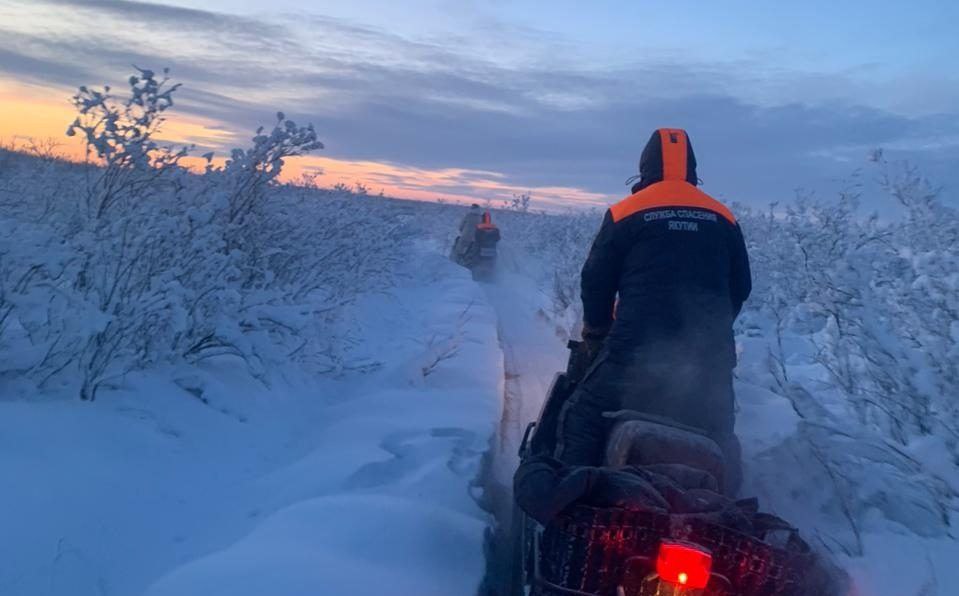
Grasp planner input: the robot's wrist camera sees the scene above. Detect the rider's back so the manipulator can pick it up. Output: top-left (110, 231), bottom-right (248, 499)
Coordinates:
top-left (582, 130), bottom-right (750, 369)
top-left (575, 128), bottom-right (751, 452)
top-left (604, 185), bottom-right (744, 366)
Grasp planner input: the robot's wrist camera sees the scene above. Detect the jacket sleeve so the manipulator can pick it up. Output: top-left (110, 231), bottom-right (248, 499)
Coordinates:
top-left (729, 222), bottom-right (752, 316)
top-left (581, 210), bottom-right (624, 333)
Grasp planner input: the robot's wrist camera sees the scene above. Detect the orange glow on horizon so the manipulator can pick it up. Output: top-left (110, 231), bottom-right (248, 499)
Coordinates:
top-left (276, 155), bottom-right (608, 207)
top-left (1, 77), bottom-right (608, 209)
top-left (0, 79), bottom-right (236, 159)
top-left (0, 80), bottom-right (85, 157)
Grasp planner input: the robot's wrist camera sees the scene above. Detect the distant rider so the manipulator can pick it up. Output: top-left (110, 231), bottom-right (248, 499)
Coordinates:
top-left (454, 204), bottom-right (484, 261)
top-left (554, 128), bottom-right (751, 493)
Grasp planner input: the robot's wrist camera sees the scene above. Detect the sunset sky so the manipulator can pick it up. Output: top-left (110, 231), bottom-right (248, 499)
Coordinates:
top-left (1, 0), bottom-right (957, 207)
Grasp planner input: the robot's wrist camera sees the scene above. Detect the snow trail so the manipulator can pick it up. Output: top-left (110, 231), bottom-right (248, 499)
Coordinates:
top-left (477, 247), bottom-right (568, 596)
top-left (1, 242), bottom-right (502, 596)
top-left (484, 268), bottom-right (567, 480)
top-left (142, 245), bottom-right (502, 596)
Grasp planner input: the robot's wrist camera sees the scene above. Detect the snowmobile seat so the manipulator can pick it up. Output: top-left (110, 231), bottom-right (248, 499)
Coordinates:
top-left (603, 410), bottom-right (726, 491)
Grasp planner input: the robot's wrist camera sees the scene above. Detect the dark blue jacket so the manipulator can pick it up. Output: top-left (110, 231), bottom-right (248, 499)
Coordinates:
top-left (581, 129), bottom-right (751, 368)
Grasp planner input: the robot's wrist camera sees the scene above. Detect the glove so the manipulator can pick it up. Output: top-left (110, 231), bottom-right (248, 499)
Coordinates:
top-left (581, 323), bottom-right (610, 364)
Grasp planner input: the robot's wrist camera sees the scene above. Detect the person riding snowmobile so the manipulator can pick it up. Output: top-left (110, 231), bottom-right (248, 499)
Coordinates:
top-left (452, 204), bottom-right (500, 270)
top-left (452, 204), bottom-right (483, 263)
top-left (554, 127), bottom-right (751, 492)
top-left (509, 138), bottom-right (848, 593)
top-left (458, 204), bottom-right (484, 247)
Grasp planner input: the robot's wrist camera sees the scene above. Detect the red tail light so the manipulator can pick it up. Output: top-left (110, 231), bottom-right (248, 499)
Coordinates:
top-left (656, 541), bottom-right (713, 589)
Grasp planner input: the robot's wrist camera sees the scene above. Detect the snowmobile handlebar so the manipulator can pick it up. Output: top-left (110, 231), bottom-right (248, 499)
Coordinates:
top-left (565, 340), bottom-right (592, 385)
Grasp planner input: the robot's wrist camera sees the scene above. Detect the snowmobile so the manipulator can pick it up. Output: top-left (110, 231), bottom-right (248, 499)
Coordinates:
top-left (451, 211), bottom-right (500, 281)
top-left (510, 342), bottom-right (841, 596)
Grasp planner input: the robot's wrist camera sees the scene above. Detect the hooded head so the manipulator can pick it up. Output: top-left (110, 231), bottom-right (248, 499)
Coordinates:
top-left (631, 128), bottom-right (699, 193)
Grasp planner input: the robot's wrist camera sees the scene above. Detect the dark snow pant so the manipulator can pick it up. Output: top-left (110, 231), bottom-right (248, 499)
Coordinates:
top-left (553, 351), bottom-right (742, 494)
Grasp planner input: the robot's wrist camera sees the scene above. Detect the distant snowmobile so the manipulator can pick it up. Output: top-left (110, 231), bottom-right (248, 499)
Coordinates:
top-left (510, 342), bottom-right (846, 596)
top-left (451, 206), bottom-right (500, 281)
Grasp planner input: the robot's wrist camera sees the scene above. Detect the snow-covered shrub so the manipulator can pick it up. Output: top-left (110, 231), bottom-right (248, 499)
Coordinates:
top-left (502, 192), bottom-right (532, 213)
top-left (220, 113), bottom-right (322, 242)
top-left (0, 70), bottom-right (415, 398)
top-left (494, 208), bottom-right (598, 336)
top-left (877, 163), bottom-right (959, 445)
top-left (739, 165), bottom-right (959, 456)
top-left (66, 67), bottom-right (189, 220)
top-left (730, 173), bottom-right (957, 544)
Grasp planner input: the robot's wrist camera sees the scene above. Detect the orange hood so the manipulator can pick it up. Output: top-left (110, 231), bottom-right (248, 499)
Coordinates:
top-left (632, 128), bottom-right (699, 192)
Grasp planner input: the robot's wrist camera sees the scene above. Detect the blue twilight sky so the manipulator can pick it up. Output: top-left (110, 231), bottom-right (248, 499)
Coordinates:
top-left (1, 0), bottom-right (957, 207)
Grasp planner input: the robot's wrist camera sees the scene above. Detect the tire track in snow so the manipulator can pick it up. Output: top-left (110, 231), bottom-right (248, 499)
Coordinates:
top-left (477, 318), bottom-right (523, 596)
top-left (497, 342), bottom-right (523, 454)
top-left (477, 248), bottom-right (568, 596)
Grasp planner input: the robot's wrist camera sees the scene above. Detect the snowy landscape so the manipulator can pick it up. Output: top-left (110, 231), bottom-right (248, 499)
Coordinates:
top-left (1, 66), bottom-right (958, 596)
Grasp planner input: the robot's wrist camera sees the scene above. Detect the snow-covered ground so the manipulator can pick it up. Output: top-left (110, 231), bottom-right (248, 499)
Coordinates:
top-left (3, 127), bottom-right (957, 596)
top-left (736, 336), bottom-right (959, 595)
top-left (483, 246), bottom-right (570, 480)
top-left (475, 245), bottom-right (569, 596)
top-left (1, 242), bottom-right (501, 596)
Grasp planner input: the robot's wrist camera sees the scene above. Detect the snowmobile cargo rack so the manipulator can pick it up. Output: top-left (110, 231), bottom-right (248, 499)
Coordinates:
top-left (533, 504), bottom-right (816, 596)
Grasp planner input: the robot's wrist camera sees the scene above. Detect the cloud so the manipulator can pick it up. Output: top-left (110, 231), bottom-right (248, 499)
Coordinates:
top-left (1, 0), bottom-right (956, 206)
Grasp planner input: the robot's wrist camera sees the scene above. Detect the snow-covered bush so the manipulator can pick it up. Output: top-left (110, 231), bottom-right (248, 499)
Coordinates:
top-left (497, 208), bottom-right (598, 335)
top-left (66, 67), bottom-right (189, 220)
top-left (502, 192), bottom-right (532, 213)
top-left (220, 113), bottom-right (322, 250)
top-left (0, 70), bottom-right (415, 399)
top-left (739, 164), bottom-right (959, 458)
